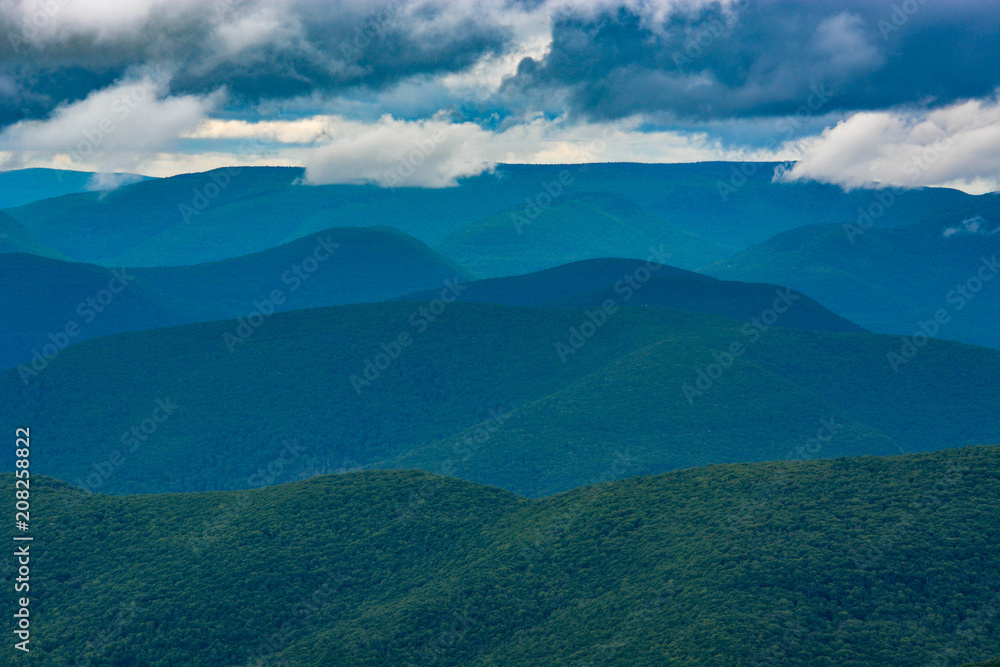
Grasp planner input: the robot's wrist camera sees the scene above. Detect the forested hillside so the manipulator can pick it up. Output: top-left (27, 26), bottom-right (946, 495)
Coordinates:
top-left (3, 302), bottom-right (996, 496)
top-left (3, 446), bottom-right (997, 665)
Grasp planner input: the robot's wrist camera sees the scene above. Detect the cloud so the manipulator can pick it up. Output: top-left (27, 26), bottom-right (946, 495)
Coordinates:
top-left (85, 172), bottom-right (147, 191)
top-left (502, 0), bottom-right (999, 122)
top-left (5, 0), bottom-right (168, 38)
top-left (210, 5), bottom-right (301, 61)
top-left (1, 1), bottom-right (995, 190)
top-left (812, 11), bottom-right (883, 74)
top-left (943, 216), bottom-right (999, 239)
top-left (185, 116), bottom-right (335, 144)
top-left (2, 1), bottom-right (997, 130)
top-left (0, 71), bottom-right (221, 172)
top-left (0, 99), bottom-right (803, 184)
top-left (777, 96), bottom-right (1000, 193)
top-left (0, 0), bottom-right (515, 126)
top-left (300, 112), bottom-right (792, 187)
top-left (302, 114), bottom-right (498, 187)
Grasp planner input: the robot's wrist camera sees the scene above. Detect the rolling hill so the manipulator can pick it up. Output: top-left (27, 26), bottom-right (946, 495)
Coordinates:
top-left (3, 445), bottom-right (998, 665)
top-left (0, 210), bottom-right (67, 259)
top-left (705, 204), bottom-right (1000, 349)
top-left (431, 165), bottom-right (995, 278)
top-left (6, 163), bottom-right (989, 269)
top-left (136, 225), bottom-right (472, 313)
top-left (431, 193), bottom-right (736, 277)
top-left (0, 168), bottom-right (152, 210)
top-left (397, 258), bottom-right (865, 334)
top-left (0, 227), bottom-right (472, 370)
top-left (2, 302), bottom-right (996, 497)
top-left (0, 253), bottom-right (219, 373)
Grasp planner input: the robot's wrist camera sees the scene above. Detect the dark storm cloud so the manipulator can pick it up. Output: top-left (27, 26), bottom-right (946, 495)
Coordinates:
top-left (502, 0), bottom-right (1000, 122)
top-left (0, 0), bottom-right (512, 128)
top-left (170, 3), bottom-right (510, 108)
top-left (1, 0), bottom-right (997, 132)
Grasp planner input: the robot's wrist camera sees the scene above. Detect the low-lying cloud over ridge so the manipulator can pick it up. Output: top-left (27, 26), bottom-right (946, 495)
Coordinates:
top-left (1, 1), bottom-right (997, 192)
top-left (777, 95), bottom-right (1000, 195)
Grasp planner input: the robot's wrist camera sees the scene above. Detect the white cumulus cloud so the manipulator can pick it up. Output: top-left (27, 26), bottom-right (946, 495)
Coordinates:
top-left (0, 71), bottom-right (221, 173)
top-left (302, 114), bottom-right (496, 187)
top-left (777, 95), bottom-right (1000, 194)
top-left (300, 112), bottom-right (793, 188)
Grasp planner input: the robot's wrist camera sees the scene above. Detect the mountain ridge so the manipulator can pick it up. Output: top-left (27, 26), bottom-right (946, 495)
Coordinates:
top-left (0, 226), bottom-right (473, 370)
top-left (8, 162), bottom-right (989, 268)
top-left (3, 445), bottom-right (997, 665)
top-left (396, 257), bottom-right (866, 334)
top-left (3, 301), bottom-right (995, 497)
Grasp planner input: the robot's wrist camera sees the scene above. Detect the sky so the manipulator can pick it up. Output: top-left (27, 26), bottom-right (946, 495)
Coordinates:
top-left (0, 0), bottom-right (997, 193)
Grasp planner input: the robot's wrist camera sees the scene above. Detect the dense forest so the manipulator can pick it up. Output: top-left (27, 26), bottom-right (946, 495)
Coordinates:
top-left (3, 302), bottom-right (998, 496)
top-left (3, 445), bottom-right (997, 665)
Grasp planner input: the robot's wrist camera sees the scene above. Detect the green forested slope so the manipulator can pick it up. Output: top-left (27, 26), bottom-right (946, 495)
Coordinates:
top-left (396, 257), bottom-right (865, 334)
top-left (2, 445), bottom-right (997, 665)
top-left (0, 227), bottom-right (471, 369)
top-left (432, 193), bottom-right (735, 277)
top-left (0, 211), bottom-right (66, 259)
top-left (0, 168), bottom-right (152, 209)
top-left (2, 302), bottom-right (996, 496)
top-left (7, 163), bottom-right (986, 268)
top-left (705, 205), bottom-right (1000, 349)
